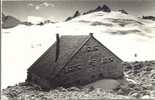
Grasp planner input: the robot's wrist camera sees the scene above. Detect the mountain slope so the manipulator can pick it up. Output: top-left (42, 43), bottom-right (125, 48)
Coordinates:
top-left (2, 13), bottom-right (21, 29)
top-left (2, 11), bottom-right (155, 89)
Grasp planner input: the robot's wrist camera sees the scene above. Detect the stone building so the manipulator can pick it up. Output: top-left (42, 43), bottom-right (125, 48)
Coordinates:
top-left (27, 33), bottom-right (123, 90)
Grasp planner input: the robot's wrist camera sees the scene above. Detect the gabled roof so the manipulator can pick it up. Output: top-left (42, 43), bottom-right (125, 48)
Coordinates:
top-left (28, 35), bottom-right (91, 80)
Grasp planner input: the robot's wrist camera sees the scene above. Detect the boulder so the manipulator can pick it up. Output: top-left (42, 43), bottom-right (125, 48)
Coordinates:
top-left (119, 9), bottom-right (128, 14)
top-left (1, 95), bottom-right (9, 100)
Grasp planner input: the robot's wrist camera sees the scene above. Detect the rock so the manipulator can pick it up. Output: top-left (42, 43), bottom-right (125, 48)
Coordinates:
top-left (133, 86), bottom-right (142, 91)
top-left (73, 11), bottom-right (81, 18)
top-left (133, 63), bottom-right (143, 70)
top-left (1, 95), bottom-right (9, 100)
top-left (56, 87), bottom-right (68, 92)
top-left (102, 4), bottom-right (111, 12)
top-left (83, 4), bottom-right (111, 15)
top-left (150, 91), bottom-right (155, 97)
top-left (95, 6), bottom-right (102, 11)
top-left (2, 14), bottom-right (21, 29)
top-left (142, 16), bottom-right (155, 21)
top-left (22, 21), bottom-right (33, 26)
top-left (142, 84), bottom-right (153, 90)
top-left (141, 95), bottom-right (150, 99)
top-left (124, 63), bottom-right (132, 71)
top-left (67, 87), bottom-right (81, 91)
top-left (130, 92), bottom-right (140, 98)
top-left (118, 9), bottom-right (128, 14)
top-left (121, 88), bottom-right (132, 95)
top-left (65, 10), bottom-right (81, 21)
top-left (145, 67), bottom-right (153, 71)
top-left (89, 86), bottom-right (95, 92)
top-left (37, 22), bottom-right (44, 26)
top-left (93, 5), bottom-right (111, 12)
top-left (126, 78), bottom-right (137, 84)
top-left (150, 70), bottom-right (155, 79)
top-left (2, 61), bottom-right (155, 99)
top-left (128, 83), bottom-right (136, 88)
top-left (65, 17), bottom-right (72, 21)
top-left (117, 89), bottom-right (124, 95)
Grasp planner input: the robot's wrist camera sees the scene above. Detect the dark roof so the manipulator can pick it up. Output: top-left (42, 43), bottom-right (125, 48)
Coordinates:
top-left (28, 35), bottom-right (91, 80)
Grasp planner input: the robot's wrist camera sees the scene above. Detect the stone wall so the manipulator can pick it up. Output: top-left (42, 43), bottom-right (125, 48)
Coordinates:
top-left (55, 37), bottom-right (123, 87)
top-left (27, 73), bottom-right (51, 90)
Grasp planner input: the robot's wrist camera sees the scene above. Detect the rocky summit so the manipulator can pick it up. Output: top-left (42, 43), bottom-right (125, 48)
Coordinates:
top-left (2, 13), bottom-right (21, 29)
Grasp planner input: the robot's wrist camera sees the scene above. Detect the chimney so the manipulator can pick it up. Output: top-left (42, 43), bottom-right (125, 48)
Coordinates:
top-left (55, 33), bottom-right (60, 62)
top-left (89, 33), bottom-right (93, 37)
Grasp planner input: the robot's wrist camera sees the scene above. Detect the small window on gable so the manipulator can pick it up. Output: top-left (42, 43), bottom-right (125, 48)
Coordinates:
top-left (88, 59), bottom-right (97, 66)
top-left (86, 46), bottom-right (99, 52)
top-left (109, 57), bottom-right (114, 62)
top-left (101, 57), bottom-right (114, 64)
top-left (64, 64), bottom-right (81, 73)
top-left (94, 46), bottom-right (99, 51)
top-left (87, 46), bottom-right (91, 52)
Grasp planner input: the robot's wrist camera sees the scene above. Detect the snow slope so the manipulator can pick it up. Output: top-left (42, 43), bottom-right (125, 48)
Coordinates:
top-left (2, 11), bottom-right (155, 89)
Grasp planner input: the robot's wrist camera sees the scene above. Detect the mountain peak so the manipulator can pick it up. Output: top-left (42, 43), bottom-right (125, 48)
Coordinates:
top-left (83, 4), bottom-right (111, 15)
top-left (102, 4), bottom-right (111, 12)
top-left (65, 4), bottom-right (111, 21)
top-left (2, 13), bottom-right (21, 29)
top-left (65, 10), bottom-right (81, 21)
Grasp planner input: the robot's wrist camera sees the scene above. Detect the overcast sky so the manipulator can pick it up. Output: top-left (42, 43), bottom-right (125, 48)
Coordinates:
top-left (2, 0), bottom-right (155, 21)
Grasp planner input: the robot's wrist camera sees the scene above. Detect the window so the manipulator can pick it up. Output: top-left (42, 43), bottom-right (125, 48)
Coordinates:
top-left (94, 46), bottom-right (99, 51)
top-left (88, 59), bottom-right (97, 66)
top-left (101, 57), bottom-right (114, 64)
top-left (109, 57), bottom-right (114, 62)
top-left (86, 46), bottom-right (99, 52)
top-left (64, 64), bottom-right (81, 73)
top-left (88, 54), bottom-right (100, 66)
top-left (87, 46), bottom-right (91, 52)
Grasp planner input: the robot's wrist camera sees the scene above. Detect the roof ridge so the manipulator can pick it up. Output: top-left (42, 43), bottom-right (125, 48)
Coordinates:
top-left (52, 35), bottom-right (92, 80)
top-left (61, 35), bottom-right (88, 37)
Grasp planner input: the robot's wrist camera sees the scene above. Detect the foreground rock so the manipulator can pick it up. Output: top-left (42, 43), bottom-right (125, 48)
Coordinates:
top-left (2, 61), bottom-right (155, 99)
top-left (2, 82), bottom-right (131, 100)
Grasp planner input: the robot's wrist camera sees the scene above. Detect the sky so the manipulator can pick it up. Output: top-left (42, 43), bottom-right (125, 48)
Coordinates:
top-left (2, 0), bottom-right (155, 22)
